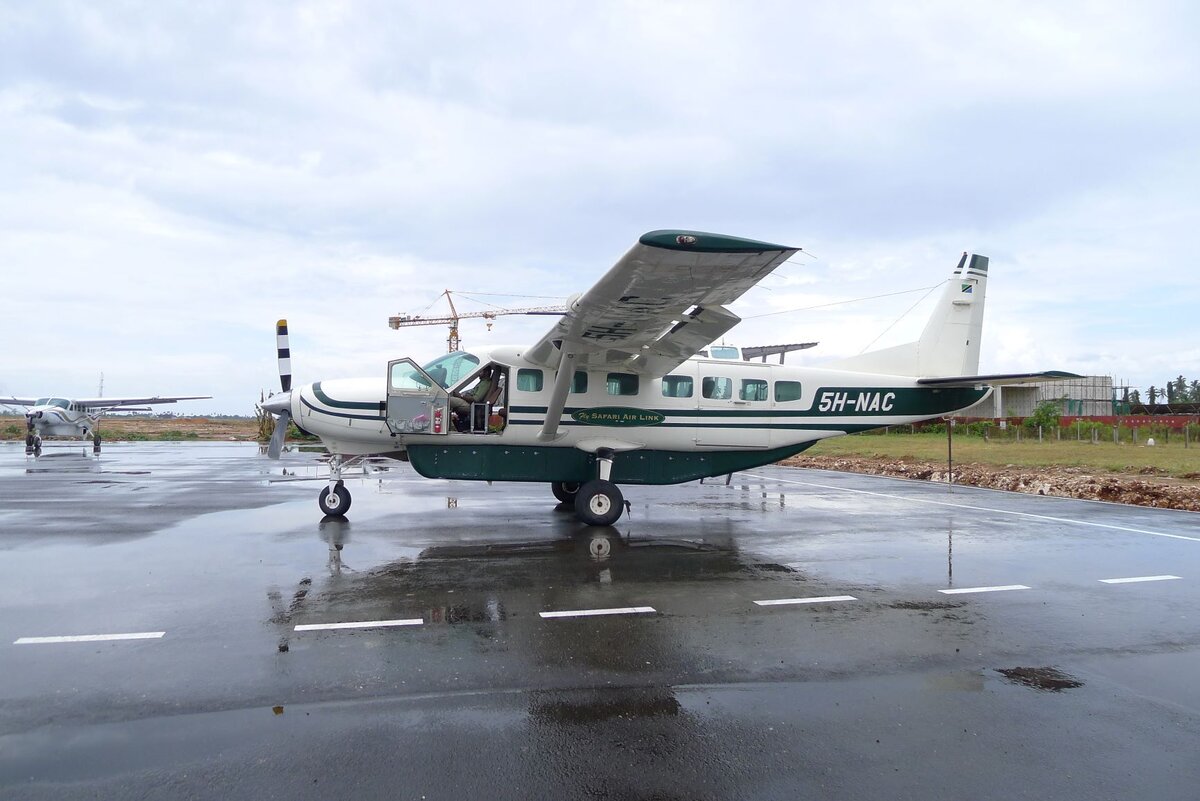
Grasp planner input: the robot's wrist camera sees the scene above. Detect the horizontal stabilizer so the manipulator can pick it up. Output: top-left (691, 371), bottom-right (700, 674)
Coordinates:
top-left (916, 371), bottom-right (1082, 388)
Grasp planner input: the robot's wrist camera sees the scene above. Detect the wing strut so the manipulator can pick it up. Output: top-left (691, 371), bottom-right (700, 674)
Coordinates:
top-left (538, 349), bottom-right (576, 442)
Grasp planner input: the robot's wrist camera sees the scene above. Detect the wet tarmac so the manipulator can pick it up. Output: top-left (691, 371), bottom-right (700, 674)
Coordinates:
top-left (2, 441), bottom-right (1200, 799)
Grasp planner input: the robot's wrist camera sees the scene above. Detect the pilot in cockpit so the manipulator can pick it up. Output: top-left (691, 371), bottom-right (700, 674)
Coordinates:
top-left (449, 367), bottom-right (499, 430)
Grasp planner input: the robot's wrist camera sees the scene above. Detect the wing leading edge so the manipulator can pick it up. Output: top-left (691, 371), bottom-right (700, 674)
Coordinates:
top-left (526, 230), bottom-right (799, 376)
top-left (74, 396), bottom-right (211, 410)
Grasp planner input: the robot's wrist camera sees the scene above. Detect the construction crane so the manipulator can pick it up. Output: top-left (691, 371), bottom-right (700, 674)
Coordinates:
top-left (389, 290), bottom-right (569, 352)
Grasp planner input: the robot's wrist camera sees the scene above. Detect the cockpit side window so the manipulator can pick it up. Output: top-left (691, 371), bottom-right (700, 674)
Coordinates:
top-left (421, 352), bottom-right (480, 389)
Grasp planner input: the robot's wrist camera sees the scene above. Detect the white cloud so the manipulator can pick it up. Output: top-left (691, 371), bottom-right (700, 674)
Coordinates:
top-left (1, 1), bottom-right (1197, 409)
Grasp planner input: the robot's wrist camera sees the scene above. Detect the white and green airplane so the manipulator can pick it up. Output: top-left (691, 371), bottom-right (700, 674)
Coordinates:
top-left (261, 230), bottom-right (1075, 525)
top-left (4, 394), bottom-right (209, 455)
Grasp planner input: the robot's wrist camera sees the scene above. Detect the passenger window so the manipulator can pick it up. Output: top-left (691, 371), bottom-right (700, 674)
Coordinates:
top-left (661, 375), bottom-right (694, 398)
top-left (775, 381), bottom-right (803, 402)
top-left (606, 373), bottom-right (639, 396)
top-left (740, 379), bottom-right (768, 401)
top-left (571, 371), bottom-right (588, 393)
top-left (702, 377), bottom-right (732, 400)
top-left (517, 369), bottom-right (544, 392)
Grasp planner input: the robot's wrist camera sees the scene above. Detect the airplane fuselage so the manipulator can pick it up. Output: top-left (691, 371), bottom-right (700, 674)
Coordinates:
top-left (281, 346), bottom-right (990, 485)
top-left (24, 399), bottom-right (98, 438)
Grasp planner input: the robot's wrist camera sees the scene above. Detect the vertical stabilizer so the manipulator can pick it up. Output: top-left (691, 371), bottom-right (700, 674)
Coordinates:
top-left (826, 253), bottom-right (989, 377)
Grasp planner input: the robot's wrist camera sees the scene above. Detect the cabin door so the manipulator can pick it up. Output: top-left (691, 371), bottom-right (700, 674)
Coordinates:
top-left (386, 358), bottom-right (451, 436)
top-left (695, 370), bottom-right (772, 449)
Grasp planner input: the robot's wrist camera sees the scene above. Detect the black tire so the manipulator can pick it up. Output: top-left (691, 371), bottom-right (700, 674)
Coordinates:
top-left (93, 435), bottom-right (101, 454)
top-left (574, 479), bottom-right (624, 526)
top-left (318, 485), bottom-right (352, 516)
top-left (551, 480), bottom-right (582, 504)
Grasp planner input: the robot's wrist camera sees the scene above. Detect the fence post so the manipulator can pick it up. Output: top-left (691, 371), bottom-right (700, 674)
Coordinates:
top-left (1038, 425), bottom-right (1042, 443)
top-left (1134, 427), bottom-right (1139, 445)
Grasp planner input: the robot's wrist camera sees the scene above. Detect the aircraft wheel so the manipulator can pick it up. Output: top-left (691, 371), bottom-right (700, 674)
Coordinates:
top-left (551, 480), bottom-right (582, 504)
top-left (25, 433), bottom-right (36, 455)
top-left (93, 435), bottom-right (101, 455)
top-left (318, 485), bottom-right (352, 516)
top-left (575, 479), bottom-right (623, 526)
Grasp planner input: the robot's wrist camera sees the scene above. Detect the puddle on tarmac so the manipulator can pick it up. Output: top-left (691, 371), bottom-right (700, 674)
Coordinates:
top-left (996, 666), bottom-right (1084, 692)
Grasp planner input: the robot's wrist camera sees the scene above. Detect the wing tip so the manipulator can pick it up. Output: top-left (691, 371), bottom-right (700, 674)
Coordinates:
top-left (639, 230), bottom-right (796, 254)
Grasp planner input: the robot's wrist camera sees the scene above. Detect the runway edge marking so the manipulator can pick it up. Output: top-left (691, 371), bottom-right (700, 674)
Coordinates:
top-left (294, 618), bottom-right (424, 631)
top-left (540, 606), bottom-right (656, 619)
top-left (939, 585), bottom-right (1030, 595)
top-left (1099, 575), bottom-right (1182, 584)
top-left (744, 472), bottom-right (1200, 543)
top-left (754, 595), bottom-right (858, 606)
top-left (15, 631), bottom-right (166, 644)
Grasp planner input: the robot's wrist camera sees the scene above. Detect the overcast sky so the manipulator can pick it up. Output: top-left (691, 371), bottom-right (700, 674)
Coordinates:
top-left (2, 1), bottom-right (1197, 414)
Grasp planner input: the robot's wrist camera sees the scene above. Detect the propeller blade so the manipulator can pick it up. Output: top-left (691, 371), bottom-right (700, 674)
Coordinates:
top-left (276, 319), bottom-right (292, 393)
top-left (268, 409), bottom-right (290, 459)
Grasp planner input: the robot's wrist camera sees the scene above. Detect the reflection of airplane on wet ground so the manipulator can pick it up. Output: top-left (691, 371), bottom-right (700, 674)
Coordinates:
top-left (270, 516), bottom-right (749, 650)
top-left (4, 393), bottom-right (209, 455)
top-left (261, 229), bottom-right (1076, 525)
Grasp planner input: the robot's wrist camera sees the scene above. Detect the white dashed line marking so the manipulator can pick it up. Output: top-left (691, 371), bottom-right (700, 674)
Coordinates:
top-left (744, 473), bottom-right (1200, 543)
top-left (539, 606), bottom-right (656, 619)
top-left (294, 619), bottom-right (423, 632)
top-left (938, 585), bottom-right (1030, 595)
top-left (1099, 575), bottom-right (1182, 584)
top-left (14, 631), bottom-right (166, 645)
top-left (754, 595), bottom-right (858, 606)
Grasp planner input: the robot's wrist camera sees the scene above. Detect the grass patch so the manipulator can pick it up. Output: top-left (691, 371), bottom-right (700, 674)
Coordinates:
top-left (809, 433), bottom-right (1200, 478)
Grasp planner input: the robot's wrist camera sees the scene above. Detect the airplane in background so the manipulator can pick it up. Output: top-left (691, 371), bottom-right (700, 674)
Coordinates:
top-left (3, 394), bottom-right (210, 455)
top-left (260, 229), bottom-right (1077, 525)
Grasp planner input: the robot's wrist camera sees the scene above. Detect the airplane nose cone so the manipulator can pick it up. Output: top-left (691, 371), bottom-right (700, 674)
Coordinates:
top-left (261, 392), bottom-right (292, 415)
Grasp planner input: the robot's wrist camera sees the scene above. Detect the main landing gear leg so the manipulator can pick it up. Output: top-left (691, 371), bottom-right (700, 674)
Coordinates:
top-left (318, 455), bottom-right (353, 517)
top-left (574, 448), bottom-right (624, 526)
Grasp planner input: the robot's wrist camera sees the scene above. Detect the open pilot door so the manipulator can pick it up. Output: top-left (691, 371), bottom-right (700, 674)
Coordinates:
top-left (386, 358), bottom-right (451, 435)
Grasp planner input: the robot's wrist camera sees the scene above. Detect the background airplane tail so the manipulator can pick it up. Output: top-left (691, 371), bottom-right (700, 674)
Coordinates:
top-left (826, 253), bottom-right (988, 377)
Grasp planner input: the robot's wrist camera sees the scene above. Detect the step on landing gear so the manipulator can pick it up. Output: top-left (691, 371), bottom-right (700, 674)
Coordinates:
top-left (574, 448), bottom-right (626, 526)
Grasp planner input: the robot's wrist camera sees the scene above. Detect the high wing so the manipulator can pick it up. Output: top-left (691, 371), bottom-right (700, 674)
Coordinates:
top-left (0, 397), bottom-right (38, 407)
top-left (526, 230), bottom-right (799, 442)
top-left (526, 230), bottom-right (799, 376)
top-left (916, 371), bottom-right (1082, 388)
top-left (73, 395), bottom-right (210, 410)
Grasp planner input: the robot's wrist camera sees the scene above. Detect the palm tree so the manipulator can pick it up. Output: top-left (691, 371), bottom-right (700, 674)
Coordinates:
top-left (1147, 386), bottom-right (1159, 404)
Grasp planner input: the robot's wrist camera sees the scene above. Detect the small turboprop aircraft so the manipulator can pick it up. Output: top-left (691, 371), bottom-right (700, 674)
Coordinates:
top-left (3, 394), bottom-right (210, 455)
top-left (260, 230), bottom-right (1076, 525)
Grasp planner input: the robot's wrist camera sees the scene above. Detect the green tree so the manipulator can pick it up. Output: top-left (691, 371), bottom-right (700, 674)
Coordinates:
top-left (1129, 388), bottom-right (1142, 404)
top-left (1175, 375), bottom-right (1189, 403)
top-left (1148, 386), bottom-right (1159, 404)
top-left (1190, 380), bottom-right (1200, 403)
top-left (1025, 398), bottom-right (1063, 430)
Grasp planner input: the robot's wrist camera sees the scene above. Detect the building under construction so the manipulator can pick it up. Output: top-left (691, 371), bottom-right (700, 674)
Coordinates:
top-left (986, 375), bottom-right (1117, 418)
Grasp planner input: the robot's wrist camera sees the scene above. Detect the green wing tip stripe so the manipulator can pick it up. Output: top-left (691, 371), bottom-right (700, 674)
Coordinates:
top-left (639, 230), bottom-right (794, 253)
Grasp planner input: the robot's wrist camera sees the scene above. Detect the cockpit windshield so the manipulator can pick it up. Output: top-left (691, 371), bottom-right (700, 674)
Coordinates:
top-left (421, 351), bottom-right (481, 389)
top-left (34, 398), bottom-right (69, 408)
